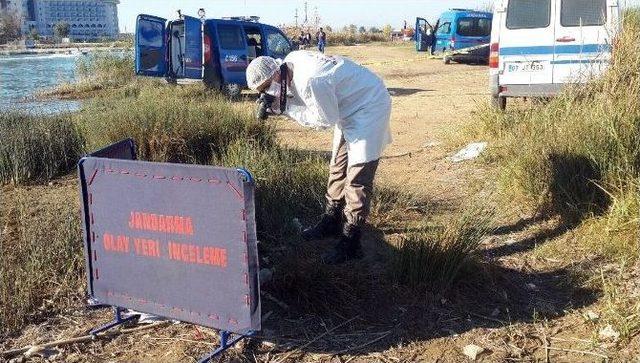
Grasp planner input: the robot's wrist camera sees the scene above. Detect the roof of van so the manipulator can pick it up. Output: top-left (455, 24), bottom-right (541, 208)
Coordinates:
top-left (440, 9), bottom-right (493, 19)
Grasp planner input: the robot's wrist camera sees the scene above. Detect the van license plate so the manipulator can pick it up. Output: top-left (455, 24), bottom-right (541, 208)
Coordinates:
top-left (507, 62), bottom-right (546, 73)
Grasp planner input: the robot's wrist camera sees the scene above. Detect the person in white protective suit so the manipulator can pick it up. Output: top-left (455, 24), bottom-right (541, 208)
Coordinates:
top-left (246, 50), bottom-right (392, 264)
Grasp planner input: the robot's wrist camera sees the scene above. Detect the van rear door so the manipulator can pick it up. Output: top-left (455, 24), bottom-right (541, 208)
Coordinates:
top-left (182, 15), bottom-right (204, 79)
top-left (499, 0), bottom-right (554, 85)
top-left (135, 15), bottom-right (167, 77)
top-left (553, 0), bottom-right (613, 83)
top-left (415, 17), bottom-right (434, 52)
top-left (215, 22), bottom-right (249, 86)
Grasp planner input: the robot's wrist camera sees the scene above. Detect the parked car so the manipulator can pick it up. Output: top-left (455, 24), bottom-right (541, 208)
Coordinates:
top-left (416, 9), bottom-right (493, 64)
top-left (135, 14), bottom-right (294, 98)
top-left (489, 0), bottom-right (620, 110)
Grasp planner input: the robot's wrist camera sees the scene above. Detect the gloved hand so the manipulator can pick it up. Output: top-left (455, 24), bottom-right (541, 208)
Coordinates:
top-left (256, 93), bottom-right (277, 121)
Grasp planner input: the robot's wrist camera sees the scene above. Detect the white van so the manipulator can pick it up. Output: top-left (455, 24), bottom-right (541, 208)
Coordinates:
top-left (489, 0), bottom-right (620, 109)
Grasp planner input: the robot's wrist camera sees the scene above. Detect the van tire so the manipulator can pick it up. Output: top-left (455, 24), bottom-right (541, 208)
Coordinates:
top-left (492, 95), bottom-right (506, 111)
top-left (221, 83), bottom-right (242, 100)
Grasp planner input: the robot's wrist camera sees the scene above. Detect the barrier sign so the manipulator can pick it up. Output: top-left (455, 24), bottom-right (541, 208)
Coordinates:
top-left (78, 140), bottom-right (261, 335)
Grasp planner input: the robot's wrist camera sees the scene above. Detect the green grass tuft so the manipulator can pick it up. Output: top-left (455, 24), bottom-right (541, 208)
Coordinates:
top-left (0, 112), bottom-right (85, 185)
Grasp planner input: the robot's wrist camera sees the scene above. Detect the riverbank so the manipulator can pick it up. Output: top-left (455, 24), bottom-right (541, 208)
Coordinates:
top-left (0, 45), bottom-right (131, 56)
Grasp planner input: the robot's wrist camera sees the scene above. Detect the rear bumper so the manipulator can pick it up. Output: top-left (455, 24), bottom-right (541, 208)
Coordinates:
top-left (498, 83), bottom-right (564, 98)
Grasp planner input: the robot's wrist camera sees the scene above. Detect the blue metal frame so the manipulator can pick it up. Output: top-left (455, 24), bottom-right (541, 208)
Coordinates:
top-left (90, 307), bottom-right (140, 336)
top-left (198, 330), bottom-right (255, 363)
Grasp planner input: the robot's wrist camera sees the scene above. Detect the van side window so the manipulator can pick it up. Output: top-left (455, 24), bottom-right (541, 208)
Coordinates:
top-left (266, 29), bottom-right (291, 58)
top-left (457, 18), bottom-right (491, 37)
top-left (506, 0), bottom-right (551, 29)
top-left (218, 24), bottom-right (245, 50)
top-left (437, 22), bottom-right (451, 35)
top-left (561, 0), bottom-right (606, 26)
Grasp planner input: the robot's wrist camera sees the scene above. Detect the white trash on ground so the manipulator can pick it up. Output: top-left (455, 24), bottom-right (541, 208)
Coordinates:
top-left (463, 344), bottom-right (486, 360)
top-left (452, 142), bottom-right (487, 162)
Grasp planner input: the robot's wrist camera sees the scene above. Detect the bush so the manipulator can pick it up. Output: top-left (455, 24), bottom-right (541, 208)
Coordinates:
top-left (77, 84), bottom-right (274, 164)
top-left (0, 112), bottom-right (85, 185)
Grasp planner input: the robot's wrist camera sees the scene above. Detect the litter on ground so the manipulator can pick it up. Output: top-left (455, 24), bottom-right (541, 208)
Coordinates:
top-left (452, 142), bottom-right (487, 162)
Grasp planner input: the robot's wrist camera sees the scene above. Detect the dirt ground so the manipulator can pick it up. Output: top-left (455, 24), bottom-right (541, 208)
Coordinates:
top-left (2, 43), bottom-right (638, 362)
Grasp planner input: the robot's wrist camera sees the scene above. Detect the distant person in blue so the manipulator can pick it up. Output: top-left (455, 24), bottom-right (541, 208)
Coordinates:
top-left (316, 27), bottom-right (327, 53)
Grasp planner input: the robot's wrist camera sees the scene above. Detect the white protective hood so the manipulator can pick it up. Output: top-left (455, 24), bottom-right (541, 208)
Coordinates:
top-left (282, 51), bottom-right (392, 166)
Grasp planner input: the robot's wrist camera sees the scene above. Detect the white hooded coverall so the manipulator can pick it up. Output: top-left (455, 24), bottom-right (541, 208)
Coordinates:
top-left (282, 51), bottom-right (392, 225)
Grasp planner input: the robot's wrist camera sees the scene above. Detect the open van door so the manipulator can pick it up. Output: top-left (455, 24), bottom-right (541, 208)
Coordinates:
top-left (182, 15), bottom-right (204, 79)
top-left (415, 17), bottom-right (434, 52)
top-left (215, 22), bottom-right (249, 87)
top-left (136, 15), bottom-right (167, 77)
top-left (553, 0), bottom-right (614, 83)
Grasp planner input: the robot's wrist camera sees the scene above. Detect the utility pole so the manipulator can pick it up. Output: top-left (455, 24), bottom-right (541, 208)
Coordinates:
top-left (295, 8), bottom-right (298, 27)
top-left (304, 1), bottom-right (308, 25)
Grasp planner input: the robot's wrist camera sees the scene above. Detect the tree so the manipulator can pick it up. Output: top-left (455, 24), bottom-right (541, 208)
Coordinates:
top-left (358, 26), bottom-right (366, 34)
top-left (348, 24), bottom-right (357, 34)
top-left (54, 21), bottom-right (70, 39)
top-left (368, 26), bottom-right (381, 33)
top-left (0, 11), bottom-right (21, 44)
top-left (382, 24), bottom-right (393, 39)
top-left (324, 25), bottom-right (332, 32)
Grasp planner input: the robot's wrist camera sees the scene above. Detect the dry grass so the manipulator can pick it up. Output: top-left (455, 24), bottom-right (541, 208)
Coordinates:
top-left (0, 184), bottom-right (84, 337)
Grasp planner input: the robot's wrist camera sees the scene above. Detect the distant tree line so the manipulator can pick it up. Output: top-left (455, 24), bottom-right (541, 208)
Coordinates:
top-left (0, 10), bottom-right (70, 45)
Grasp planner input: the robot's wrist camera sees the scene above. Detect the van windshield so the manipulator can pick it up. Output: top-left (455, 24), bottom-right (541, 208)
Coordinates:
top-left (506, 0), bottom-right (551, 29)
top-left (456, 17), bottom-right (491, 37)
top-left (561, 0), bottom-right (606, 27)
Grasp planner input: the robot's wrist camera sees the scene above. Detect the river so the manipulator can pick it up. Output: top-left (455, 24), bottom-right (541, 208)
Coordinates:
top-left (0, 53), bottom-right (81, 114)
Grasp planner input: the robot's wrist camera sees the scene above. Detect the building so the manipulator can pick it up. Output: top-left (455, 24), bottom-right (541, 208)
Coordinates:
top-left (0, 0), bottom-right (119, 41)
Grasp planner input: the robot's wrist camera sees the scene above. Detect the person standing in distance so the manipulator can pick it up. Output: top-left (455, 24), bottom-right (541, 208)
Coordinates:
top-left (246, 51), bottom-right (392, 264)
top-left (316, 27), bottom-right (327, 53)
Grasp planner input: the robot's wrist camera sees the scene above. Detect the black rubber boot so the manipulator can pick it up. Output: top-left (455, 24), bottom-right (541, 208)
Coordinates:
top-left (301, 204), bottom-right (343, 241)
top-left (322, 223), bottom-right (363, 265)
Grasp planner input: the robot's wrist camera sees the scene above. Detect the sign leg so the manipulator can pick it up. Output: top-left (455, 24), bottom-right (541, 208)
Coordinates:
top-left (198, 331), bottom-right (252, 363)
top-left (90, 307), bottom-right (140, 336)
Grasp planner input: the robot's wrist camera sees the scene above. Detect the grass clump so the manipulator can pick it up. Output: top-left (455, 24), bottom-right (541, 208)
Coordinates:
top-left (392, 207), bottom-right (493, 291)
top-left (0, 112), bottom-right (85, 185)
top-left (77, 84), bottom-right (274, 164)
top-left (216, 139), bottom-right (327, 244)
top-left (470, 12), bottom-right (640, 261)
top-left (0, 186), bottom-right (84, 337)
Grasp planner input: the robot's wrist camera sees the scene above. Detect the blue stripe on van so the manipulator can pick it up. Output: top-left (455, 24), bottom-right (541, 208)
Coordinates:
top-left (550, 59), bottom-right (609, 65)
top-left (500, 44), bottom-right (611, 56)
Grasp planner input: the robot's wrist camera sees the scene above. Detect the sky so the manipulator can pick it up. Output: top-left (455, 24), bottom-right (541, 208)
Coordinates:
top-left (118, 0), bottom-right (640, 33)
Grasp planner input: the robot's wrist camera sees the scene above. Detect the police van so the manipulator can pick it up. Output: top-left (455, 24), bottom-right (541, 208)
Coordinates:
top-left (489, 0), bottom-right (620, 109)
top-left (416, 9), bottom-right (493, 64)
top-left (135, 12), bottom-right (293, 98)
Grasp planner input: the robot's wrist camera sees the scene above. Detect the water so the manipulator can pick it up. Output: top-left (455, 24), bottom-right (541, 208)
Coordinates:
top-left (0, 53), bottom-right (82, 114)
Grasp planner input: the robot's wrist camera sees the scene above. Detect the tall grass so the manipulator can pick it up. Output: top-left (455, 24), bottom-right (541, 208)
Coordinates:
top-left (471, 11), bottom-right (640, 260)
top-left (0, 187), bottom-right (84, 336)
top-left (392, 208), bottom-right (493, 291)
top-left (216, 139), bottom-right (327, 244)
top-left (0, 112), bottom-right (85, 184)
top-left (76, 84), bottom-right (274, 164)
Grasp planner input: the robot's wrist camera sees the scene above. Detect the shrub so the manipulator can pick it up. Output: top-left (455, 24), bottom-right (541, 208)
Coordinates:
top-left (0, 112), bottom-right (85, 185)
top-left (76, 51), bottom-right (135, 89)
top-left (76, 84), bottom-right (274, 164)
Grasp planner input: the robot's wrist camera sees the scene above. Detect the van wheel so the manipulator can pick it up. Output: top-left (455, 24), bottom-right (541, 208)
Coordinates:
top-left (444, 56), bottom-right (451, 65)
top-left (491, 95), bottom-right (506, 111)
top-left (221, 83), bottom-right (242, 100)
